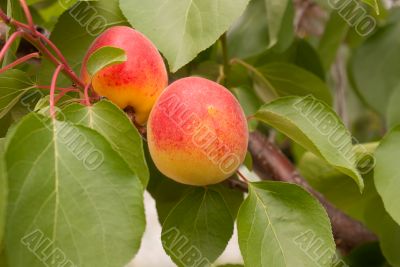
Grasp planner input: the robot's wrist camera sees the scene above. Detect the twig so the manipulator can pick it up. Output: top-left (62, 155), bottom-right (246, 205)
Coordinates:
top-left (248, 131), bottom-right (377, 253)
top-left (0, 31), bottom-right (23, 62)
top-left (295, 0), bottom-right (315, 36)
top-left (22, 30), bottom-right (84, 88)
top-left (0, 7), bottom-right (85, 88)
top-left (216, 65), bottom-right (225, 85)
top-left (54, 88), bottom-right (77, 103)
top-left (0, 51), bottom-right (39, 74)
top-left (220, 33), bottom-right (230, 84)
top-left (0, 9), bottom-right (10, 23)
top-left (19, 0), bottom-right (36, 37)
top-left (83, 82), bottom-right (92, 106)
top-left (230, 58), bottom-right (279, 100)
top-left (50, 65), bottom-right (64, 118)
top-left (34, 30), bottom-right (82, 84)
top-left (236, 170), bottom-right (249, 183)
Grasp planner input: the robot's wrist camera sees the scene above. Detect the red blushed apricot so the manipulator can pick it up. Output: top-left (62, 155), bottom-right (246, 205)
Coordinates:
top-left (147, 77), bottom-right (249, 186)
top-left (81, 26), bottom-right (168, 125)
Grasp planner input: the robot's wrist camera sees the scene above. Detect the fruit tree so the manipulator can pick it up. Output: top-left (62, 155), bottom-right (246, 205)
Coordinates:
top-left (0, 0), bottom-right (399, 267)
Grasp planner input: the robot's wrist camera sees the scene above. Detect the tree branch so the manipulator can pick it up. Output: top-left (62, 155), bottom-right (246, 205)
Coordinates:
top-left (247, 131), bottom-right (377, 254)
top-left (50, 65), bottom-right (64, 118)
top-left (0, 7), bottom-right (85, 88)
top-left (0, 52), bottom-right (39, 74)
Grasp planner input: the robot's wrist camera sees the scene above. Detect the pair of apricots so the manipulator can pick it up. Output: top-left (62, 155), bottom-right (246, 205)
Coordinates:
top-left (81, 26), bottom-right (249, 186)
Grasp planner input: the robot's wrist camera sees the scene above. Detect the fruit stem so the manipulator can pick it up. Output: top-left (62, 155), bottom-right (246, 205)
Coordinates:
top-left (230, 58), bottom-right (280, 100)
top-left (236, 170), bottom-right (249, 184)
top-left (219, 33), bottom-right (230, 85)
top-left (34, 30), bottom-right (82, 85)
top-left (83, 82), bottom-right (92, 106)
top-left (19, 0), bottom-right (36, 37)
top-left (246, 115), bottom-right (255, 121)
top-left (0, 31), bottom-right (23, 62)
top-left (0, 52), bottom-right (40, 74)
top-left (54, 88), bottom-right (78, 104)
top-left (0, 9), bottom-right (10, 23)
top-left (23, 31), bottom-right (85, 89)
top-left (50, 65), bottom-right (64, 118)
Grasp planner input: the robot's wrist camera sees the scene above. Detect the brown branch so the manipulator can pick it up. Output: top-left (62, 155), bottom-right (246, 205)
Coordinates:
top-left (248, 131), bottom-right (377, 254)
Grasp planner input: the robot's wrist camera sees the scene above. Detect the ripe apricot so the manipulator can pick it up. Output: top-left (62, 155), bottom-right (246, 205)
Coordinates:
top-left (147, 77), bottom-right (249, 186)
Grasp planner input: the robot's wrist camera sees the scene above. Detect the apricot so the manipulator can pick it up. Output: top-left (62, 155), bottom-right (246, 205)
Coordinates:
top-left (81, 26), bottom-right (168, 124)
top-left (147, 77), bottom-right (249, 186)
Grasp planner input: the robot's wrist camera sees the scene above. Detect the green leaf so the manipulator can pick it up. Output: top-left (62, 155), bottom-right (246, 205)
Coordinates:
top-left (264, 0), bottom-right (293, 49)
top-left (386, 85), bottom-right (400, 129)
top-left (227, 0), bottom-right (270, 59)
top-left (0, 250), bottom-right (8, 267)
top-left (256, 63), bottom-right (332, 104)
top-left (62, 100), bottom-right (149, 186)
top-left (4, 113), bottom-right (145, 267)
top-left (298, 151), bottom-right (376, 223)
top-left (254, 96), bottom-right (363, 190)
top-left (317, 12), bottom-right (349, 70)
top-left (362, 0), bottom-right (380, 14)
top-left (86, 46), bottom-right (127, 77)
top-left (364, 195), bottom-right (400, 267)
top-left (374, 126), bottom-right (400, 226)
top-left (30, 0), bottom-right (78, 31)
top-left (119, 0), bottom-right (251, 72)
top-left (0, 114), bottom-right (12, 138)
top-left (249, 39), bottom-right (325, 80)
top-left (243, 152), bottom-right (253, 171)
top-left (232, 86), bottom-right (263, 131)
top-left (34, 94), bottom-right (76, 113)
top-left (350, 22), bottom-right (400, 115)
top-left (237, 181), bottom-right (334, 267)
top-left (0, 138), bottom-right (6, 246)
top-left (227, 0), bottom-right (294, 58)
top-left (290, 40), bottom-right (326, 81)
top-left (2, 0), bottom-right (24, 67)
top-left (145, 145), bottom-right (192, 223)
top-left (0, 69), bottom-right (35, 119)
top-left (39, 0), bottom-right (128, 86)
top-left (162, 185), bottom-right (243, 266)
